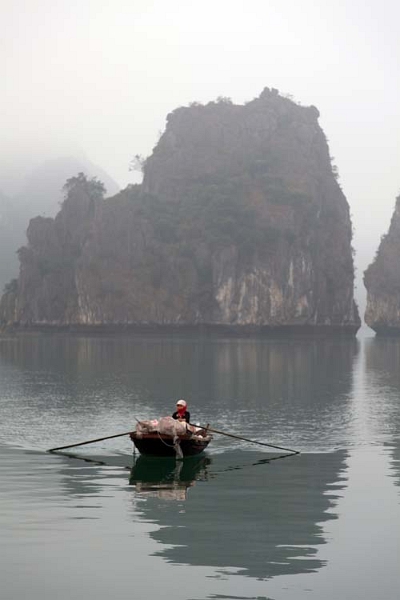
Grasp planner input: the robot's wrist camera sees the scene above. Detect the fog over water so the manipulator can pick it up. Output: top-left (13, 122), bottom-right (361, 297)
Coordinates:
top-left (1, 0), bottom-right (399, 316)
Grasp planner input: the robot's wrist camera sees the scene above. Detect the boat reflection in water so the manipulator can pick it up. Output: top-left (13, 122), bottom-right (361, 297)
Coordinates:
top-left (129, 455), bottom-right (211, 501)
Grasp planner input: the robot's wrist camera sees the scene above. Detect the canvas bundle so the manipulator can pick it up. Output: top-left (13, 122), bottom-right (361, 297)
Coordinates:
top-left (135, 419), bottom-right (159, 436)
top-left (158, 416), bottom-right (188, 437)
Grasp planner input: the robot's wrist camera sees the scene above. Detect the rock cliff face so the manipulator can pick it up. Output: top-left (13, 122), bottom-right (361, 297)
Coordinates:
top-left (364, 194), bottom-right (400, 334)
top-left (0, 89), bottom-right (360, 333)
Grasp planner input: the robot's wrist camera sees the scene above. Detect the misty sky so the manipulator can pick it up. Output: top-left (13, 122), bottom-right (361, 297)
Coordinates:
top-left (2, 0), bottom-right (399, 311)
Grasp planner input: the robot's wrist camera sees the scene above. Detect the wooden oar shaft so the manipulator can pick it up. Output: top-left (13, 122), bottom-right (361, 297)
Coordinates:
top-left (197, 424), bottom-right (299, 454)
top-left (48, 431), bottom-right (133, 452)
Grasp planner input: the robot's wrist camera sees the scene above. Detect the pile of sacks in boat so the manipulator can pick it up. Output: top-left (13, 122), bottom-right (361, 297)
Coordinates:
top-left (135, 416), bottom-right (206, 438)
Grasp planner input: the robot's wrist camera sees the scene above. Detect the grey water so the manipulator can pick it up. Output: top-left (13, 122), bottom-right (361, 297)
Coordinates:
top-left (1, 332), bottom-right (400, 600)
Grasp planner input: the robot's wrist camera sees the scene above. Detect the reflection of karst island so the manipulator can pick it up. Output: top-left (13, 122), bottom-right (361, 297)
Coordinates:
top-left (1, 88), bottom-right (362, 334)
top-left (134, 450), bottom-right (348, 580)
top-left (364, 337), bottom-right (400, 488)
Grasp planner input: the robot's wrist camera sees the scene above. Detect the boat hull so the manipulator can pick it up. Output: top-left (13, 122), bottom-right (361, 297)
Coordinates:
top-left (130, 432), bottom-right (211, 457)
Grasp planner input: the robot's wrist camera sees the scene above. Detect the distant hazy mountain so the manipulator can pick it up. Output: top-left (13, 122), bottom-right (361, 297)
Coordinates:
top-left (0, 190), bottom-right (25, 291)
top-left (0, 156), bottom-right (119, 291)
top-left (15, 156), bottom-right (120, 217)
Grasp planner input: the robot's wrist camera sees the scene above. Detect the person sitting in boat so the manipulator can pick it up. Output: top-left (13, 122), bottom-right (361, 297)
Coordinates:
top-left (172, 399), bottom-right (191, 424)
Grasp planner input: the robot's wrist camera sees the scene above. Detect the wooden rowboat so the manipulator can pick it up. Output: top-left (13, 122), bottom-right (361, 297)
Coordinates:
top-left (129, 431), bottom-right (212, 457)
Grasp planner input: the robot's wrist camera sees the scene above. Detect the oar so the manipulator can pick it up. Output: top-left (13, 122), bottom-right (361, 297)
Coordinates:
top-left (194, 424), bottom-right (300, 455)
top-left (48, 430), bottom-right (133, 453)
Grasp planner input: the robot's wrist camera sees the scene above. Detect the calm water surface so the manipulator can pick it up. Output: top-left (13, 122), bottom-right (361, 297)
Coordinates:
top-left (1, 331), bottom-right (400, 599)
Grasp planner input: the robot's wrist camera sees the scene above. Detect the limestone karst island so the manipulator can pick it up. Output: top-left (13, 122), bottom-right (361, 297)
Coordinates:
top-left (0, 88), bottom-right (362, 335)
top-left (364, 194), bottom-right (400, 335)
